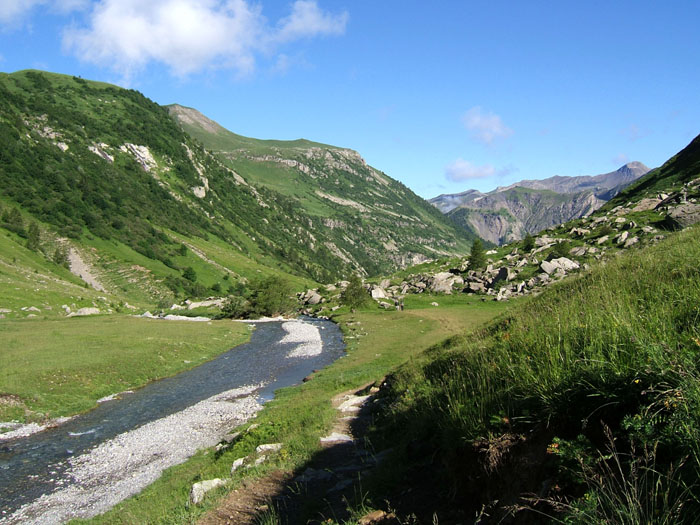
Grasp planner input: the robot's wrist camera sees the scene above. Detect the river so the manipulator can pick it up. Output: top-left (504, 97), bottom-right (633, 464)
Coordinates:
top-left (0, 317), bottom-right (345, 524)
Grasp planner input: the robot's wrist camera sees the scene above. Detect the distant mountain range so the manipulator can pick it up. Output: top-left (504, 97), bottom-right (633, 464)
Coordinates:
top-left (430, 162), bottom-right (650, 244)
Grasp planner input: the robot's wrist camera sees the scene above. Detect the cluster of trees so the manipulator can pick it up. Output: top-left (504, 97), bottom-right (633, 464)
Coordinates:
top-left (0, 203), bottom-right (69, 268)
top-left (221, 276), bottom-right (297, 319)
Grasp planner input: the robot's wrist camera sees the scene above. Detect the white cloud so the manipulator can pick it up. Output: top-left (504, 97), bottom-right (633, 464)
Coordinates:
top-left (0, 0), bottom-right (88, 26)
top-left (275, 0), bottom-right (348, 42)
top-left (0, 0), bottom-right (43, 25)
top-left (462, 106), bottom-right (513, 145)
top-left (62, 0), bottom-right (348, 79)
top-left (445, 159), bottom-right (495, 182)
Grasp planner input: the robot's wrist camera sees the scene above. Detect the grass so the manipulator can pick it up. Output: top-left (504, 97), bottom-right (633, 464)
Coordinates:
top-left (361, 224), bottom-right (700, 522)
top-left (0, 316), bottom-right (249, 423)
top-left (77, 293), bottom-right (509, 524)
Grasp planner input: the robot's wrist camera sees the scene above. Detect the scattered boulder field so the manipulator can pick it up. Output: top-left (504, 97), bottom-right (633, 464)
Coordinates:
top-left (299, 176), bottom-right (700, 310)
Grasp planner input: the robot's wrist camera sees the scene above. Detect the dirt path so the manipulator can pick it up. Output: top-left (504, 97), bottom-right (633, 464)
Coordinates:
top-left (198, 384), bottom-right (387, 525)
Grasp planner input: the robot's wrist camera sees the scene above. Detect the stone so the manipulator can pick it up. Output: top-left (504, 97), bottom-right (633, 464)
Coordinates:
top-left (624, 236), bottom-right (639, 248)
top-left (429, 272), bottom-right (456, 294)
top-left (370, 287), bottom-right (387, 300)
top-left (306, 292), bottom-right (322, 305)
top-left (190, 478), bottom-right (227, 505)
top-left (569, 246), bottom-right (586, 257)
top-left (540, 260), bottom-right (558, 275)
top-left (0, 308), bottom-right (12, 313)
top-left (379, 279), bottom-right (391, 289)
top-left (615, 231), bottom-right (629, 245)
top-left (320, 432), bottom-right (354, 444)
top-left (67, 307), bottom-right (100, 317)
top-left (255, 443), bottom-right (282, 454)
top-left (231, 457), bottom-right (245, 474)
top-left (430, 302), bottom-right (439, 307)
top-left (338, 395), bottom-right (370, 413)
top-left (597, 235), bottom-right (609, 245)
top-left (466, 282), bottom-right (486, 293)
top-left (551, 257), bottom-right (579, 272)
top-left (666, 203), bottom-right (700, 228)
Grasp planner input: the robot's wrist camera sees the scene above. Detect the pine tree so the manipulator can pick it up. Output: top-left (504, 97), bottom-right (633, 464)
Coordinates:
top-left (468, 238), bottom-right (487, 271)
top-left (523, 233), bottom-right (535, 252)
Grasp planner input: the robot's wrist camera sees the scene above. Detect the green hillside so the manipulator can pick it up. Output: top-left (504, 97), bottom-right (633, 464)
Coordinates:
top-left (168, 103), bottom-right (476, 262)
top-left (0, 70), bottom-right (475, 313)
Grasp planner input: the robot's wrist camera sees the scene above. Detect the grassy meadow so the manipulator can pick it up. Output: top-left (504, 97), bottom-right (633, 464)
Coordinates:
top-left (77, 294), bottom-right (509, 524)
top-left (0, 317), bottom-right (250, 424)
top-left (363, 224), bottom-right (700, 522)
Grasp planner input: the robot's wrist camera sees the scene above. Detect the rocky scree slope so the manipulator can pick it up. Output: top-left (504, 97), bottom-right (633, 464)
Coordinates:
top-left (430, 162), bottom-right (649, 245)
top-left (168, 104), bottom-right (476, 274)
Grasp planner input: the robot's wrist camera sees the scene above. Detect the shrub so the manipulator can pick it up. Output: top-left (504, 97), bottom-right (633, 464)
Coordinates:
top-left (468, 238), bottom-right (487, 270)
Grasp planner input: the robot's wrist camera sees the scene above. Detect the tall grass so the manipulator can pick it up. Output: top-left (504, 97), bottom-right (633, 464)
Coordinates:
top-left (375, 225), bottom-right (700, 520)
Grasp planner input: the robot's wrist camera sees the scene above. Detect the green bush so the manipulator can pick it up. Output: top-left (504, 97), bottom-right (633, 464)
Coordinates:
top-left (340, 274), bottom-right (370, 311)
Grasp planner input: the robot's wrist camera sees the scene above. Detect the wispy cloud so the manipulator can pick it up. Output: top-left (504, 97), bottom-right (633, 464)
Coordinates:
top-left (445, 158), bottom-right (514, 182)
top-left (62, 0), bottom-right (348, 80)
top-left (462, 106), bottom-right (513, 145)
top-left (620, 124), bottom-right (647, 142)
top-left (612, 153), bottom-right (629, 166)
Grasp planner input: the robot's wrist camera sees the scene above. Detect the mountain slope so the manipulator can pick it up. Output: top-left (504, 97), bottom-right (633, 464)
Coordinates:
top-left (605, 133), bottom-right (700, 207)
top-left (430, 163), bottom-right (649, 244)
top-left (168, 104), bottom-right (477, 268)
top-left (0, 70), bottom-right (474, 312)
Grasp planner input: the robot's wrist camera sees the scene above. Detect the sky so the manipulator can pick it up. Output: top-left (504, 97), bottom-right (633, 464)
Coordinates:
top-left (1, 1), bottom-right (699, 199)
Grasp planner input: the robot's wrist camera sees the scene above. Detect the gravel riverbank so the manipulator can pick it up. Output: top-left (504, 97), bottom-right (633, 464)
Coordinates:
top-left (1, 318), bottom-right (331, 525)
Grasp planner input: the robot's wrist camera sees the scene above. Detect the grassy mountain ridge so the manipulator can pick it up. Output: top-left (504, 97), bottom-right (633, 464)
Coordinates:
top-left (168, 103), bottom-right (478, 265)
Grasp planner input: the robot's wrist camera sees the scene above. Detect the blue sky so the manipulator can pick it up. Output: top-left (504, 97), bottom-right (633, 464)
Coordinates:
top-left (1, 1), bottom-right (698, 198)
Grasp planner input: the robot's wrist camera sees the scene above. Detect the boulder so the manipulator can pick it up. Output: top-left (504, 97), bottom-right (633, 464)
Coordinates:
top-left (230, 457), bottom-right (245, 474)
top-left (540, 260), bottom-right (558, 275)
top-left (255, 443), bottom-right (283, 454)
top-left (379, 279), bottom-right (391, 289)
top-left (371, 287), bottom-right (387, 300)
top-left (429, 272), bottom-right (456, 294)
top-left (190, 478), bottom-right (227, 505)
top-left (624, 236), bottom-right (639, 248)
top-left (306, 292), bottom-right (322, 305)
top-left (569, 246), bottom-right (587, 257)
top-left (597, 235), bottom-right (609, 245)
top-left (551, 257), bottom-right (579, 272)
top-left (665, 203), bottom-right (700, 229)
top-left (466, 282), bottom-right (486, 293)
top-left (615, 231), bottom-right (629, 245)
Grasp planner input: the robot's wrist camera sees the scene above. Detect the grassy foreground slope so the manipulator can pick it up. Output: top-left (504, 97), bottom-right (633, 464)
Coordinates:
top-left (79, 295), bottom-right (509, 524)
top-left (365, 224), bottom-right (700, 523)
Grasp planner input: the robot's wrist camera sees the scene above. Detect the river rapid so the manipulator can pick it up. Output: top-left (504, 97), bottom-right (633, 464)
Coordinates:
top-left (0, 317), bottom-right (345, 524)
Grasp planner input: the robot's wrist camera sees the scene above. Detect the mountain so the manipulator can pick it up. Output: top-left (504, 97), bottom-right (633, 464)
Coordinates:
top-left (167, 104), bottom-right (477, 268)
top-left (0, 69), bottom-right (472, 311)
top-left (430, 163), bottom-right (649, 244)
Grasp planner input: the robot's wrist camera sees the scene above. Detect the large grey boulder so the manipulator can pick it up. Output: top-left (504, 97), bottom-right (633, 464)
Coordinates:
top-left (551, 257), bottom-right (579, 272)
top-left (540, 260), bottom-right (558, 275)
top-left (666, 203), bottom-right (700, 229)
top-left (370, 287), bottom-right (387, 300)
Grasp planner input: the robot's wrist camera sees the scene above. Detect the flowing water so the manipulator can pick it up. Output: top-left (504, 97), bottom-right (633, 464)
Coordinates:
top-left (0, 317), bottom-right (344, 521)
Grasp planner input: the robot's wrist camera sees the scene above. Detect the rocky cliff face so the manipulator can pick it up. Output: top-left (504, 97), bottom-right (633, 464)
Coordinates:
top-left (431, 163), bottom-right (649, 244)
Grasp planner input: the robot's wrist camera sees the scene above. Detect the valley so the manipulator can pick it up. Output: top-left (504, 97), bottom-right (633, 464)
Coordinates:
top-left (1, 67), bottom-right (700, 524)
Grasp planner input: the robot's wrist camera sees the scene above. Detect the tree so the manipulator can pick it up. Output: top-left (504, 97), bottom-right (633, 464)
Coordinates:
top-left (26, 221), bottom-right (41, 251)
top-left (340, 274), bottom-right (370, 312)
top-left (53, 245), bottom-right (69, 268)
top-left (468, 238), bottom-right (487, 270)
top-left (522, 233), bottom-right (535, 252)
top-left (247, 276), bottom-right (297, 318)
top-left (182, 266), bottom-right (197, 282)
